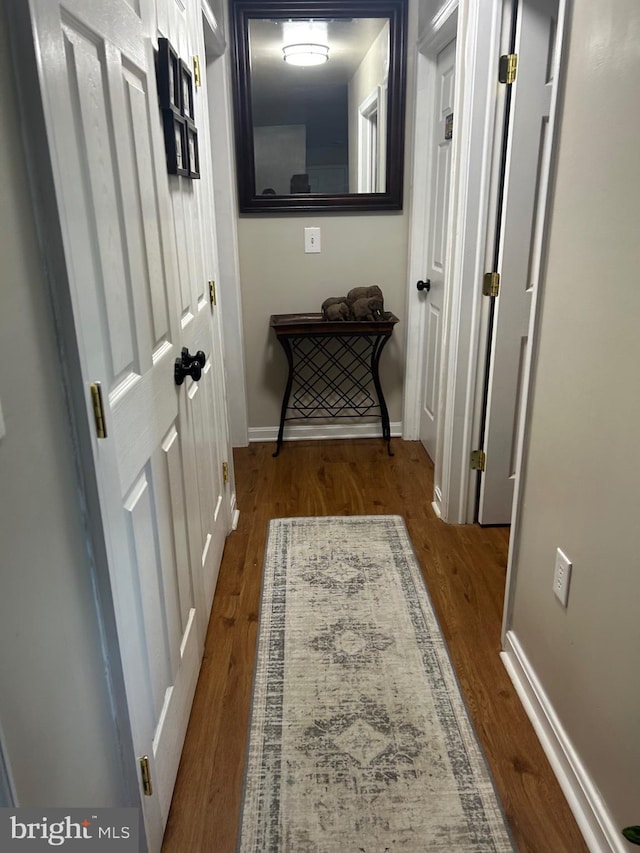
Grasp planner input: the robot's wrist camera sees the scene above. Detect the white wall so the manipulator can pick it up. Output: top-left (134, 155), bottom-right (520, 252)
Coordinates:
top-left (0, 4), bottom-right (123, 806)
top-left (505, 0), bottom-right (640, 840)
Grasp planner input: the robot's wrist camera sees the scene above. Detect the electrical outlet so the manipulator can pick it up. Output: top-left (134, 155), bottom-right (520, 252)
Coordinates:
top-left (553, 548), bottom-right (572, 607)
top-left (304, 227), bottom-right (321, 253)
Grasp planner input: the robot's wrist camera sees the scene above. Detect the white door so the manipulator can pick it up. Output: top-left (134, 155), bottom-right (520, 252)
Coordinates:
top-left (22, 0), bottom-right (226, 848)
top-left (478, 0), bottom-right (559, 524)
top-left (168, 60), bottom-right (227, 622)
top-left (419, 38), bottom-right (456, 469)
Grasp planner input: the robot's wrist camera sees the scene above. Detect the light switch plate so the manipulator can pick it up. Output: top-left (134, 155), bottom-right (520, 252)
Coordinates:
top-left (304, 227), bottom-right (321, 253)
top-left (553, 547), bottom-right (572, 607)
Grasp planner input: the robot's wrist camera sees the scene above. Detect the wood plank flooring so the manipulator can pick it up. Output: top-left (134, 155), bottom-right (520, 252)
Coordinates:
top-left (162, 439), bottom-right (587, 853)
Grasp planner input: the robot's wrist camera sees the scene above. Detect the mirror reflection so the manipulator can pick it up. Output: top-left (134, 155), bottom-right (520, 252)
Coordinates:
top-left (230, 0), bottom-right (407, 212)
top-left (249, 17), bottom-right (390, 196)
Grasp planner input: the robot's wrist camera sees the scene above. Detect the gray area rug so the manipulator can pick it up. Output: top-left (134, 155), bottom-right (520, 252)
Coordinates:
top-left (238, 516), bottom-right (514, 852)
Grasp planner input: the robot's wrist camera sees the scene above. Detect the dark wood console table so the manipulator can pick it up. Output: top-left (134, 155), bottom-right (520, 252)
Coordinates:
top-left (270, 312), bottom-right (399, 457)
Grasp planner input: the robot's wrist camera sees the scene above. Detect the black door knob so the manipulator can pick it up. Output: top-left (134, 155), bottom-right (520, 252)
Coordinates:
top-left (174, 347), bottom-right (207, 386)
top-left (180, 347), bottom-right (206, 368)
top-left (417, 279), bottom-right (431, 293)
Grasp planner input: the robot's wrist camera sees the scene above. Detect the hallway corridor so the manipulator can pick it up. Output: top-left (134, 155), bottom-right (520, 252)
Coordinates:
top-left (162, 440), bottom-right (586, 852)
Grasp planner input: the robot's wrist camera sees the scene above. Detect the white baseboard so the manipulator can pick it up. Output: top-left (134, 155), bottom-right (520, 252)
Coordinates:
top-left (229, 492), bottom-right (239, 532)
top-left (501, 631), bottom-right (625, 853)
top-left (431, 485), bottom-right (444, 519)
top-left (248, 421), bottom-right (403, 444)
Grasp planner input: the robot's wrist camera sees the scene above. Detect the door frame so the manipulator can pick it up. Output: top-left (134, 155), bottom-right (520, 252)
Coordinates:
top-left (403, 0), bottom-right (503, 522)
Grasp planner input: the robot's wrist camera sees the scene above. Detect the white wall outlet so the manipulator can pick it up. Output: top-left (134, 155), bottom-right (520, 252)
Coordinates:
top-left (304, 227), bottom-right (321, 253)
top-left (553, 548), bottom-right (572, 607)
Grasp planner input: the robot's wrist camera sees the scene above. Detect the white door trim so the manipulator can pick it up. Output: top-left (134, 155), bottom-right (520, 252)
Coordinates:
top-left (403, 0), bottom-right (503, 522)
top-left (357, 88), bottom-right (382, 193)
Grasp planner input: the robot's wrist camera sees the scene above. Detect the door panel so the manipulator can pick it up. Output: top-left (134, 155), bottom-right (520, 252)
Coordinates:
top-left (159, 0), bottom-right (229, 649)
top-left (124, 470), bottom-right (175, 714)
top-left (419, 37), bottom-right (455, 467)
top-left (424, 304), bottom-right (441, 421)
top-left (182, 322), bottom-right (225, 614)
top-left (479, 0), bottom-right (558, 524)
top-left (172, 5), bottom-right (228, 619)
top-left (162, 426), bottom-right (196, 633)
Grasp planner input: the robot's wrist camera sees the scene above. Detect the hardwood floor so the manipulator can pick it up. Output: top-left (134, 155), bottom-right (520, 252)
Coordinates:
top-left (162, 439), bottom-right (587, 853)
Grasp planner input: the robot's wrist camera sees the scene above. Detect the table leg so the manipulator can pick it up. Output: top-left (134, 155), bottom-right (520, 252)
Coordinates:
top-left (371, 333), bottom-right (394, 456)
top-left (273, 336), bottom-right (294, 456)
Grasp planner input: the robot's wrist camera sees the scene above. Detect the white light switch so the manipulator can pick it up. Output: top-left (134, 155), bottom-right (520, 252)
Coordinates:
top-left (304, 227), bottom-right (321, 253)
top-left (553, 548), bottom-right (572, 607)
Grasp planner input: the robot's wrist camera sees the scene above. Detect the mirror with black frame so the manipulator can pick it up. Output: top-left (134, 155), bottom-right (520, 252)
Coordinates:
top-left (230, 0), bottom-right (408, 213)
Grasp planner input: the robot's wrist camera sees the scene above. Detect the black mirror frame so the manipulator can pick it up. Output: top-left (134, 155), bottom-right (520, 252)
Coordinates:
top-left (230, 0), bottom-right (408, 214)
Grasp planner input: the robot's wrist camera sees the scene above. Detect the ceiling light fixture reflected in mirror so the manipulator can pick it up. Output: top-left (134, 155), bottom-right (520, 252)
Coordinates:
top-left (282, 20), bottom-right (329, 66)
top-left (282, 42), bottom-right (329, 65)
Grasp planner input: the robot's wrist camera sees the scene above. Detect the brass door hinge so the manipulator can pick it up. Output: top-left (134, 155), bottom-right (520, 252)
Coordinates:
top-left (90, 382), bottom-right (107, 439)
top-left (209, 280), bottom-right (217, 307)
top-left (483, 272), bottom-right (500, 297)
top-left (139, 756), bottom-right (153, 797)
top-left (222, 462), bottom-right (229, 484)
top-left (499, 54), bottom-right (518, 84)
top-left (471, 450), bottom-right (486, 471)
top-left (193, 55), bottom-right (202, 87)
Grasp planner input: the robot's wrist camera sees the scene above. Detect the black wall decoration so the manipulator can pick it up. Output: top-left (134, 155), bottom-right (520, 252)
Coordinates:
top-left (157, 38), bottom-right (200, 179)
top-left (187, 125), bottom-right (200, 178)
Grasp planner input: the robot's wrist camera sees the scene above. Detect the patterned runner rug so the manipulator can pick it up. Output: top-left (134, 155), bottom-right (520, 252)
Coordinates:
top-left (238, 516), bottom-right (514, 852)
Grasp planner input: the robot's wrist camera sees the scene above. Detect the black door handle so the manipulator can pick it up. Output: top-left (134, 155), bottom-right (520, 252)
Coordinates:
top-left (174, 347), bottom-right (207, 385)
top-left (417, 279), bottom-right (431, 293)
top-left (180, 347), bottom-right (206, 368)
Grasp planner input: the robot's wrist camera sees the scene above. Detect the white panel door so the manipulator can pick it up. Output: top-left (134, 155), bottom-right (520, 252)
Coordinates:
top-left (23, 0), bottom-right (222, 848)
top-left (419, 38), bottom-right (456, 472)
top-left (169, 0), bottom-right (228, 620)
top-left (479, 0), bottom-right (558, 524)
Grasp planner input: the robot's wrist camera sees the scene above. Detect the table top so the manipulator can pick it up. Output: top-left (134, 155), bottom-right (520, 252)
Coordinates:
top-left (270, 312), bottom-right (399, 336)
